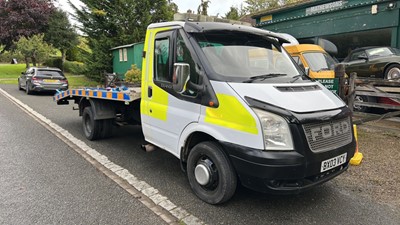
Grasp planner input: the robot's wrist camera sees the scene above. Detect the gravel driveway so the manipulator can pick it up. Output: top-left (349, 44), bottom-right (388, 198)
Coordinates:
top-left (333, 118), bottom-right (400, 209)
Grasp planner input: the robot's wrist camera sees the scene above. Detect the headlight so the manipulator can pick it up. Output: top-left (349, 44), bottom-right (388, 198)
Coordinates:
top-left (252, 108), bottom-right (294, 151)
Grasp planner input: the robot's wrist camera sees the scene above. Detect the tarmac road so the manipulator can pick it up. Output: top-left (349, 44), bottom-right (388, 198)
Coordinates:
top-left (1, 84), bottom-right (399, 225)
top-left (0, 86), bottom-right (166, 224)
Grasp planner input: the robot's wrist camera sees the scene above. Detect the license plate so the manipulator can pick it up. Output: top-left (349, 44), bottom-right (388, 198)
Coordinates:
top-left (43, 79), bottom-right (59, 83)
top-left (320, 153), bottom-right (347, 172)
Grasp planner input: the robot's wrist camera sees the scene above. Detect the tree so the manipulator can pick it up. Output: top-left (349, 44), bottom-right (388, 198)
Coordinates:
top-left (70, 0), bottom-right (175, 81)
top-left (45, 9), bottom-right (79, 64)
top-left (224, 4), bottom-right (247, 20)
top-left (169, 2), bottom-right (179, 14)
top-left (245, 0), bottom-right (301, 14)
top-left (245, 0), bottom-right (279, 14)
top-left (0, 0), bottom-right (54, 52)
top-left (14, 34), bottom-right (55, 68)
top-left (197, 0), bottom-right (210, 16)
top-left (225, 7), bottom-right (240, 20)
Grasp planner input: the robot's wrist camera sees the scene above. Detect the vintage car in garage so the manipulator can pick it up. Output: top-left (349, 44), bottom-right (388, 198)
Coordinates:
top-left (342, 46), bottom-right (400, 80)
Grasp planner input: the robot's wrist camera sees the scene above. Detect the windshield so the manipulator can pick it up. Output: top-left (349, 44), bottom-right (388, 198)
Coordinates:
top-left (193, 32), bottom-right (301, 82)
top-left (366, 47), bottom-right (397, 58)
top-left (37, 70), bottom-right (64, 77)
top-left (303, 52), bottom-right (336, 72)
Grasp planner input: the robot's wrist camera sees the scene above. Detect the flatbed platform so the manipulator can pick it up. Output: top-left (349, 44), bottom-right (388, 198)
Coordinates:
top-left (53, 87), bottom-right (141, 103)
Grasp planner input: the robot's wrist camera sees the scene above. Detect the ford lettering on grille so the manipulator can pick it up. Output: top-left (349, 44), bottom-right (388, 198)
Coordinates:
top-left (303, 117), bottom-right (352, 153)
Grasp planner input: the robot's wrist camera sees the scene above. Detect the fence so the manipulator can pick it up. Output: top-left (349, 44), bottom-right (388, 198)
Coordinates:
top-left (346, 72), bottom-right (400, 124)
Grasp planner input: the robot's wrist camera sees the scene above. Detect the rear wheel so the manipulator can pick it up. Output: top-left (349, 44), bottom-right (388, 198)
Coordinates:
top-left (82, 107), bottom-right (104, 140)
top-left (187, 141), bottom-right (237, 204)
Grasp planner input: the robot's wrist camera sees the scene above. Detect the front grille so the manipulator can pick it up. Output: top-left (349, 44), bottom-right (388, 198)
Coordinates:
top-left (303, 117), bottom-right (352, 153)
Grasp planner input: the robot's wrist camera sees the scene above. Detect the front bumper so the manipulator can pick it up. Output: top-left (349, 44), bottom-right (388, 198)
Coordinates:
top-left (220, 134), bottom-right (356, 194)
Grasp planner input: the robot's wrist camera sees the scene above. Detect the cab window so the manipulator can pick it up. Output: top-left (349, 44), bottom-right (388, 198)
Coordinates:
top-left (350, 51), bottom-right (367, 61)
top-left (154, 35), bottom-right (171, 82)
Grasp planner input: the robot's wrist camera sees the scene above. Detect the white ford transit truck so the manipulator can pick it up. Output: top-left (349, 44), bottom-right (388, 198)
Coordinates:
top-left (54, 21), bottom-right (356, 204)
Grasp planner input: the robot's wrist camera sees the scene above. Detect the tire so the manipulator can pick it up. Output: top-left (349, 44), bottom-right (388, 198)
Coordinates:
top-left (384, 64), bottom-right (400, 80)
top-left (187, 141), bottom-right (237, 204)
top-left (82, 106), bottom-right (103, 140)
top-left (353, 95), bottom-right (376, 113)
top-left (26, 82), bottom-right (32, 95)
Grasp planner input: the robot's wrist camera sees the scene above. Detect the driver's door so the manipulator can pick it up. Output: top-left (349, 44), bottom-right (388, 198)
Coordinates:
top-left (141, 28), bottom-right (201, 156)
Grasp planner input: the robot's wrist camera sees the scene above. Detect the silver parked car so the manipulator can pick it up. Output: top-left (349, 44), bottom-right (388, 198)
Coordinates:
top-left (18, 67), bottom-right (68, 94)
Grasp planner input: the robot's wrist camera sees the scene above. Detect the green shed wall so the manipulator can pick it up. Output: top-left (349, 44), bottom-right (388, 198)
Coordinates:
top-left (112, 42), bottom-right (144, 78)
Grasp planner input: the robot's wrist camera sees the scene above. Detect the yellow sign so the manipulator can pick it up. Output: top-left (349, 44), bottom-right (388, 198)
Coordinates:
top-left (260, 15), bottom-right (272, 22)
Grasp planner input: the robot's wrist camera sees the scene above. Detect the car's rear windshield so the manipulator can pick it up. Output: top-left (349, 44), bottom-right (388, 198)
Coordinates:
top-left (37, 70), bottom-right (64, 77)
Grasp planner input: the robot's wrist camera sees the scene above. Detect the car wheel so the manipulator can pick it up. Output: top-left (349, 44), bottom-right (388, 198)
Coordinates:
top-left (384, 64), bottom-right (400, 80)
top-left (353, 95), bottom-right (376, 113)
top-left (187, 141), bottom-right (237, 204)
top-left (26, 82), bottom-right (32, 95)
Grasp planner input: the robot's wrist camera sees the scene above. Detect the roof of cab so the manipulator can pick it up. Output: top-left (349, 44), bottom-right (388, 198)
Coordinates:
top-left (284, 44), bottom-right (327, 54)
top-left (148, 21), bottom-right (290, 43)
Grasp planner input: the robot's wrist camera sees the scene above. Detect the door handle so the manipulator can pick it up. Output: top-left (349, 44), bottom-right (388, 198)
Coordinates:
top-left (148, 86), bottom-right (152, 98)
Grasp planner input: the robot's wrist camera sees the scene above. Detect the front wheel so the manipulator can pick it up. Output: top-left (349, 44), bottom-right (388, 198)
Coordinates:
top-left (385, 64), bottom-right (400, 80)
top-left (187, 141), bottom-right (237, 204)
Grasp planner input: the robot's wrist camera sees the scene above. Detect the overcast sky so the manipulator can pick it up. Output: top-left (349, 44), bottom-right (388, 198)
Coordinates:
top-left (57, 0), bottom-right (246, 19)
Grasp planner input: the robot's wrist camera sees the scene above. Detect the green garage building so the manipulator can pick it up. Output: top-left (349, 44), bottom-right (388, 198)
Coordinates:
top-left (252, 0), bottom-right (400, 59)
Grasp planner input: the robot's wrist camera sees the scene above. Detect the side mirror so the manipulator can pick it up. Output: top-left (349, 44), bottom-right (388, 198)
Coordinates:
top-left (304, 67), bottom-right (310, 76)
top-left (21, 72), bottom-right (25, 75)
top-left (173, 63), bottom-right (190, 93)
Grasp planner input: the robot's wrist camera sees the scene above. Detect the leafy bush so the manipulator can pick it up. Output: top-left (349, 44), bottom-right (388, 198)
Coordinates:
top-left (0, 51), bottom-right (24, 63)
top-left (43, 57), bottom-right (63, 69)
top-left (64, 61), bottom-right (87, 75)
top-left (43, 58), bottom-right (87, 75)
top-left (125, 64), bottom-right (141, 83)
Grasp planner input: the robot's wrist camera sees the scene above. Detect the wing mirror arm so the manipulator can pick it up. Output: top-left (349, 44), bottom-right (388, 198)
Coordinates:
top-left (304, 67), bottom-right (310, 76)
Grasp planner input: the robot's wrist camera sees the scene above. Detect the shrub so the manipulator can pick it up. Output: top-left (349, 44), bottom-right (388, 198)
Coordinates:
top-left (64, 61), bottom-right (88, 75)
top-left (125, 64), bottom-right (141, 83)
top-left (0, 51), bottom-right (24, 63)
top-left (43, 57), bottom-right (63, 69)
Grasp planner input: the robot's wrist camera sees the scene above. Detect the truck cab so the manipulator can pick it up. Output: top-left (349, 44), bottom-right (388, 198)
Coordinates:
top-left (140, 22), bottom-right (356, 204)
top-left (284, 44), bottom-right (337, 79)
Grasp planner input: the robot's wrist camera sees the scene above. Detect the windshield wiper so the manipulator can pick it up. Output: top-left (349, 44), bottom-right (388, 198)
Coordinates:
top-left (243, 73), bottom-right (287, 83)
top-left (289, 74), bottom-right (308, 83)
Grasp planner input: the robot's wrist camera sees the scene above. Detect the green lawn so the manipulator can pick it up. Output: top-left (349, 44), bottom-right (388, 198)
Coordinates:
top-left (0, 63), bottom-right (25, 79)
top-left (0, 63), bottom-right (99, 88)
